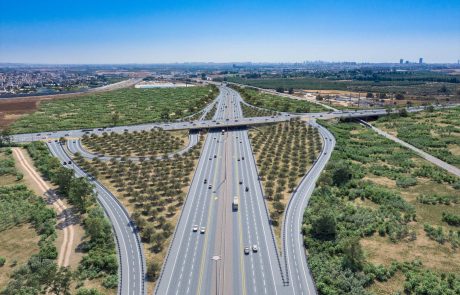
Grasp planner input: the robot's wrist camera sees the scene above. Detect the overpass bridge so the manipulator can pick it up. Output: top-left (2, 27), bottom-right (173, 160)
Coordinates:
top-left (10, 104), bottom-right (455, 143)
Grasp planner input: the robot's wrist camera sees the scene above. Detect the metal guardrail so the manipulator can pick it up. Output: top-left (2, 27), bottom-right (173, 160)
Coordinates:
top-left (246, 134), bottom-right (288, 285)
top-left (59, 142), bottom-right (147, 295)
top-left (153, 134), bottom-right (205, 295)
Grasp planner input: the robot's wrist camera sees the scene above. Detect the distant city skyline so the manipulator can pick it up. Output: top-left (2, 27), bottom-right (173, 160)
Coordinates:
top-left (1, 0), bottom-right (459, 64)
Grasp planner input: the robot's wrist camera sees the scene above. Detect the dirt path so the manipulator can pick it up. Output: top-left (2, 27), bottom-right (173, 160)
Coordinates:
top-left (12, 148), bottom-right (75, 267)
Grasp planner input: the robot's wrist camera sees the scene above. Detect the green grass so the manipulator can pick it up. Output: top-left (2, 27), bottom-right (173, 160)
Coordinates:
top-left (232, 86), bottom-right (327, 113)
top-left (11, 85), bottom-right (218, 134)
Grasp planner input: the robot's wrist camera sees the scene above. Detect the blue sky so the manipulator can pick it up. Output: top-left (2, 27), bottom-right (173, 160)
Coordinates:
top-left (1, 0), bottom-right (459, 64)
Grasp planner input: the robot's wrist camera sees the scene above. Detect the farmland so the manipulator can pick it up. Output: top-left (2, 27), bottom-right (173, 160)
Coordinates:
top-left (374, 107), bottom-right (460, 168)
top-left (9, 85), bottom-right (218, 134)
top-left (81, 129), bottom-right (188, 158)
top-left (73, 133), bottom-right (204, 292)
top-left (229, 71), bottom-right (460, 98)
top-left (302, 121), bottom-right (460, 294)
top-left (232, 85), bottom-right (327, 113)
top-left (249, 119), bottom-right (321, 248)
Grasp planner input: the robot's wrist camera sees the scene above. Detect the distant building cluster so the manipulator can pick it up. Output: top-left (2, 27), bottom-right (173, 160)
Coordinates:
top-left (399, 58), bottom-right (423, 64)
top-left (0, 69), bottom-right (121, 97)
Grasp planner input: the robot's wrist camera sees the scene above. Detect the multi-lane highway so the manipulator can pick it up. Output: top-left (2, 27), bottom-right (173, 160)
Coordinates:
top-left (11, 84), bottom-right (458, 295)
top-left (155, 87), bottom-right (286, 294)
top-left (47, 141), bottom-right (146, 295)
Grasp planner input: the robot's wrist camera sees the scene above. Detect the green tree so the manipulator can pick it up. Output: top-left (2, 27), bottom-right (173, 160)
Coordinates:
top-left (147, 261), bottom-right (161, 281)
top-left (50, 267), bottom-right (72, 295)
top-left (111, 111), bottom-right (120, 126)
top-left (54, 167), bottom-right (74, 195)
top-left (68, 177), bottom-right (95, 212)
top-left (342, 237), bottom-right (364, 271)
top-left (332, 162), bottom-right (352, 186)
top-left (312, 212), bottom-right (336, 240)
top-left (0, 128), bottom-right (12, 147)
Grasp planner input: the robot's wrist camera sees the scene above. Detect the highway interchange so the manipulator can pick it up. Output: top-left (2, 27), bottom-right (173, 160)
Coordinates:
top-left (10, 85), bottom-right (460, 295)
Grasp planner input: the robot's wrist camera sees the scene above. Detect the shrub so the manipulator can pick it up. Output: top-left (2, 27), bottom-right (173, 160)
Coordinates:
top-left (0, 256), bottom-right (5, 267)
top-left (396, 176), bottom-right (417, 188)
top-left (442, 212), bottom-right (460, 226)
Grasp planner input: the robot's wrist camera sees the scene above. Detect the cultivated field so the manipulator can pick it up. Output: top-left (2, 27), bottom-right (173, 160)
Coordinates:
top-left (232, 85), bottom-right (328, 113)
top-left (81, 130), bottom-right (188, 158)
top-left (9, 85), bottom-right (218, 133)
top-left (74, 133), bottom-right (204, 293)
top-left (249, 119), bottom-right (322, 248)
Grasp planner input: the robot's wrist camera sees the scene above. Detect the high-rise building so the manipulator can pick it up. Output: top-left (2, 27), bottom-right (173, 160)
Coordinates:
top-left (419, 58), bottom-right (423, 64)
top-left (400, 59), bottom-right (404, 64)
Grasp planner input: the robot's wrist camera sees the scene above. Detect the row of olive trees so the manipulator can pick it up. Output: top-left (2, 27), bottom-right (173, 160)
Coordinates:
top-left (74, 134), bottom-right (203, 282)
top-left (250, 119), bottom-right (322, 225)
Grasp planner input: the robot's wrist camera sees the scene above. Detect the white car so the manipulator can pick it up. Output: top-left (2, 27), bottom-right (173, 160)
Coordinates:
top-left (252, 245), bottom-right (258, 252)
top-left (192, 225), bottom-right (198, 232)
top-left (200, 227), bottom-right (206, 234)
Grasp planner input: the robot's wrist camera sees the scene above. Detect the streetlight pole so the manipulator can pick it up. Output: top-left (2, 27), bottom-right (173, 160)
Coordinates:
top-left (211, 256), bottom-right (221, 295)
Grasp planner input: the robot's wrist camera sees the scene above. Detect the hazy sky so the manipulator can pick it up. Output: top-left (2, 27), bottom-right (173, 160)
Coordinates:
top-left (1, 0), bottom-right (459, 64)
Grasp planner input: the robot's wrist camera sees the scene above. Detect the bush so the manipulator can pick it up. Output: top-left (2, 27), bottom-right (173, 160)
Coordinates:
top-left (102, 274), bottom-right (118, 289)
top-left (396, 176), bottom-right (417, 188)
top-left (442, 212), bottom-right (460, 226)
top-left (76, 288), bottom-right (103, 295)
top-left (0, 256), bottom-right (5, 267)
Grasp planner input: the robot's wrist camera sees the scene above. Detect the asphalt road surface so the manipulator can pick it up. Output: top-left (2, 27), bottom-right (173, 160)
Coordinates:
top-left (47, 141), bottom-right (146, 295)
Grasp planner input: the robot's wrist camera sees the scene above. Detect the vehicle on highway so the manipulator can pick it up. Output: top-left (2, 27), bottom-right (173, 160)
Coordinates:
top-left (204, 179), bottom-right (207, 184)
top-left (239, 180), bottom-right (243, 185)
top-left (208, 184), bottom-right (212, 189)
top-left (200, 227), bottom-right (206, 234)
top-left (245, 186), bottom-right (249, 192)
top-left (214, 155), bottom-right (217, 158)
top-left (232, 196), bottom-right (239, 211)
top-left (242, 156), bottom-right (244, 160)
top-left (193, 225), bottom-right (198, 232)
top-left (244, 247), bottom-right (250, 255)
top-left (252, 245), bottom-right (258, 252)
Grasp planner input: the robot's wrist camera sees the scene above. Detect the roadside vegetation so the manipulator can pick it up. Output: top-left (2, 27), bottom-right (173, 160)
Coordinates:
top-left (302, 121), bottom-right (460, 294)
top-left (24, 141), bottom-right (118, 294)
top-left (231, 85), bottom-right (327, 113)
top-left (240, 102), bottom-right (278, 117)
top-left (204, 103), bottom-right (218, 120)
top-left (249, 118), bottom-right (322, 248)
top-left (11, 85), bottom-right (218, 134)
top-left (73, 133), bottom-right (204, 291)
top-left (81, 129), bottom-right (188, 158)
top-left (0, 147), bottom-right (67, 294)
top-left (374, 107), bottom-right (460, 168)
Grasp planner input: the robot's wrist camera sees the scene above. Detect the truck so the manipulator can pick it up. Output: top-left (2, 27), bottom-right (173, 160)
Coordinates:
top-left (232, 196), bottom-right (239, 211)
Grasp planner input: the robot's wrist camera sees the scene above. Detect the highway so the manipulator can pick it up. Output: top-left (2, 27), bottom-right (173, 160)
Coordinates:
top-left (155, 86), bottom-right (284, 294)
top-left (11, 84), bottom-right (458, 295)
top-left (11, 104), bottom-right (457, 143)
top-left (282, 121), bottom-right (335, 295)
top-left (47, 141), bottom-right (146, 295)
